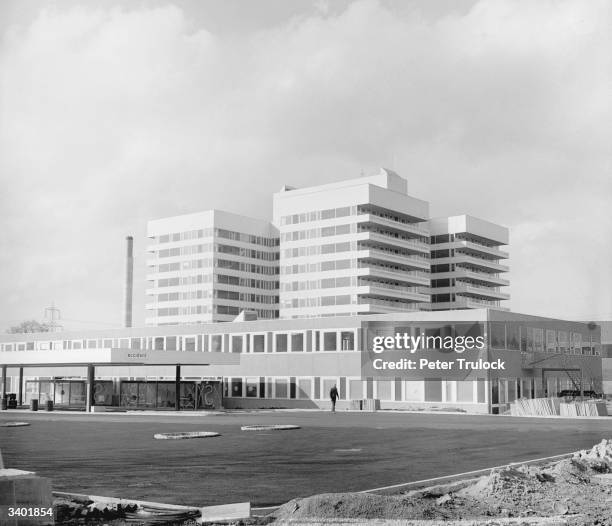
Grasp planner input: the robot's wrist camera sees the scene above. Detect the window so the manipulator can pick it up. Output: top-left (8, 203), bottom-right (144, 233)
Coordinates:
top-left (184, 337), bottom-right (196, 352)
top-left (349, 379), bottom-right (363, 399)
top-left (424, 379), bottom-right (442, 402)
top-left (130, 338), bottom-right (141, 350)
top-left (166, 336), bottom-right (177, 351)
top-left (291, 333), bottom-right (304, 352)
top-left (274, 378), bottom-right (288, 398)
top-left (211, 335), bottom-right (223, 352)
top-left (246, 378), bottom-right (258, 397)
top-left (322, 378), bottom-right (337, 399)
top-left (298, 378), bottom-right (312, 399)
top-left (232, 335), bottom-right (243, 353)
top-left (154, 337), bottom-right (164, 351)
top-left (341, 331), bottom-right (354, 350)
top-left (546, 330), bottom-right (556, 353)
top-left (275, 334), bottom-right (288, 352)
top-left (490, 323), bottom-right (506, 349)
top-left (231, 378), bottom-right (243, 397)
top-left (457, 381), bottom-right (474, 402)
top-left (323, 332), bottom-right (337, 351)
top-left (253, 334), bottom-right (265, 353)
top-left (377, 380), bottom-right (393, 401)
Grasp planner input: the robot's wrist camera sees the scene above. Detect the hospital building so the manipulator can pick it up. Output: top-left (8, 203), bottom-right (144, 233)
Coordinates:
top-left (0, 170), bottom-right (602, 414)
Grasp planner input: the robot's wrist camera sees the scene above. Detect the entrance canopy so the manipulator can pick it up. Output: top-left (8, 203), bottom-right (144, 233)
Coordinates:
top-left (0, 349), bottom-right (240, 368)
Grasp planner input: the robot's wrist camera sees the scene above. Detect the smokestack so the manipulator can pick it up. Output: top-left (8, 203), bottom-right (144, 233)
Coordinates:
top-left (124, 236), bottom-right (134, 328)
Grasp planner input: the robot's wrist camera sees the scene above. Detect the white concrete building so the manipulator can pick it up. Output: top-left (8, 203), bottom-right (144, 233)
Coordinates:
top-left (273, 169), bottom-right (431, 319)
top-left (429, 215), bottom-right (510, 311)
top-left (145, 171), bottom-right (510, 326)
top-left (146, 210), bottom-right (279, 325)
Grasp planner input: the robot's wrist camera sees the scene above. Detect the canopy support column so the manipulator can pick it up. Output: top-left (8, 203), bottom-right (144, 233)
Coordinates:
top-left (86, 365), bottom-right (95, 412)
top-left (175, 365), bottom-right (181, 411)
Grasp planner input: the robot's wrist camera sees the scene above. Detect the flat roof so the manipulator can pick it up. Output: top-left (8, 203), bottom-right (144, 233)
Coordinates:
top-left (0, 310), bottom-right (600, 345)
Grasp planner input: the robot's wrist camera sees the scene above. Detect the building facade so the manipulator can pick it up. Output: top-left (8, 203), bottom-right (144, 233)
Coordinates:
top-left (429, 215), bottom-right (510, 310)
top-left (273, 169), bottom-right (432, 319)
top-left (144, 170), bottom-right (509, 326)
top-left (0, 310), bottom-right (602, 414)
top-left (146, 209), bottom-right (280, 325)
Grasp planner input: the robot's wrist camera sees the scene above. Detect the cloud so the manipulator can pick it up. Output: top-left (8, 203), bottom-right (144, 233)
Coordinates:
top-left (0, 0), bottom-right (610, 329)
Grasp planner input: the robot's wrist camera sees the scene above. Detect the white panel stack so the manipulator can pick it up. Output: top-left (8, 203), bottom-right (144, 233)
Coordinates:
top-left (510, 397), bottom-right (562, 416)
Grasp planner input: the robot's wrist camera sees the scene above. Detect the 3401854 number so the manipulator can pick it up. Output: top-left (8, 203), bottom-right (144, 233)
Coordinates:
top-left (7, 507), bottom-right (53, 517)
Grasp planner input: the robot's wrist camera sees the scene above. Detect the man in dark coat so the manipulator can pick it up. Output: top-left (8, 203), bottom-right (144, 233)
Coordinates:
top-left (330, 384), bottom-right (339, 412)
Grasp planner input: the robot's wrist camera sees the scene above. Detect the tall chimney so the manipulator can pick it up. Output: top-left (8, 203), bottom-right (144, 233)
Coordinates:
top-left (124, 236), bottom-right (134, 328)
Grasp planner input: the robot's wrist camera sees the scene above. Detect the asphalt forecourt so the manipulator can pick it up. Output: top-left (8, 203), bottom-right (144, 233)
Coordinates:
top-left (1, 411), bottom-right (612, 508)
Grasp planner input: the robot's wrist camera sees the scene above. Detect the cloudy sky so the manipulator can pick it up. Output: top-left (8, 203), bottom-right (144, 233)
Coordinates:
top-left (0, 0), bottom-right (610, 331)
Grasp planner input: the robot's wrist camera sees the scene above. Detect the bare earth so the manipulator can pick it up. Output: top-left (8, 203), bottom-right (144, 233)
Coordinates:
top-left (268, 440), bottom-right (612, 526)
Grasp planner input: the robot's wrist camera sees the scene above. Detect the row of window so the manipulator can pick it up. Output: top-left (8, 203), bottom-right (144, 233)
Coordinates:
top-left (280, 205), bottom-right (427, 230)
top-left (223, 376), bottom-right (486, 404)
top-left (152, 258), bottom-right (279, 275)
top-left (216, 244), bottom-right (279, 261)
top-left (281, 276), bottom-right (356, 292)
top-left (155, 228), bottom-right (279, 247)
top-left (0, 329), bottom-right (357, 353)
top-left (156, 244), bottom-right (212, 258)
top-left (357, 205), bottom-right (428, 230)
top-left (280, 206), bottom-right (355, 226)
top-left (281, 223), bottom-right (353, 242)
top-left (155, 244), bottom-right (279, 261)
top-left (153, 305), bottom-right (279, 318)
top-left (154, 274), bottom-right (279, 290)
top-left (216, 259), bottom-right (279, 275)
top-left (281, 258), bottom-right (353, 274)
top-left (216, 274), bottom-right (279, 290)
top-left (282, 222), bottom-right (428, 245)
top-left (489, 323), bottom-right (599, 355)
top-left (156, 275), bottom-right (212, 287)
top-left (216, 229), bottom-right (279, 247)
top-left (282, 241), bottom-right (430, 260)
top-left (280, 295), bottom-right (353, 309)
top-left (153, 259), bottom-right (213, 273)
top-left (215, 290), bottom-right (279, 304)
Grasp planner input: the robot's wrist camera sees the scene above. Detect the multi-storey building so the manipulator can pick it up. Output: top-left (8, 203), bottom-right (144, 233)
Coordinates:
top-left (144, 171), bottom-right (509, 326)
top-left (145, 210), bottom-right (279, 325)
top-left (429, 215), bottom-right (510, 310)
top-left (273, 169), bottom-right (432, 319)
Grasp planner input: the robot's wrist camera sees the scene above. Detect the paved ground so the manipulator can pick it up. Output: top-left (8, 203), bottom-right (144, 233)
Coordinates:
top-left (1, 410), bottom-right (612, 508)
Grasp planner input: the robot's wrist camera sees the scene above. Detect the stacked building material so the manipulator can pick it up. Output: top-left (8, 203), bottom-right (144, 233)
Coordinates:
top-left (560, 401), bottom-right (608, 417)
top-left (509, 397), bottom-right (562, 416)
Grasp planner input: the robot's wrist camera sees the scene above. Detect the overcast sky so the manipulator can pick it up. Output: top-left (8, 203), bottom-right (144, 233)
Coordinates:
top-left (0, 0), bottom-right (610, 331)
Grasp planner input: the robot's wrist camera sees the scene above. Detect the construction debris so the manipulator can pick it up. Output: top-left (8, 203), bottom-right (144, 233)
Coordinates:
top-left (267, 440), bottom-right (612, 526)
top-left (559, 401), bottom-right (607, 417)
top-left (510, 397), bottom-right (607, 417)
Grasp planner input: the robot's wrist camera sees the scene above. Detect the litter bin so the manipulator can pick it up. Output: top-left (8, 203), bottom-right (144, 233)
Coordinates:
top-left (46, 400), bottom-right (54, 411)
top-left (30, 398), bottom-right (38, 411)
top-left (1, 397), bottom-right (7, 410)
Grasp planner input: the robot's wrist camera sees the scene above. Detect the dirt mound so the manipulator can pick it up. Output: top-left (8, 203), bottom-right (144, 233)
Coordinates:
top-left (272, 493), bottom-right (416, 521)
top-left (268, 440), bottom-right (612, 525)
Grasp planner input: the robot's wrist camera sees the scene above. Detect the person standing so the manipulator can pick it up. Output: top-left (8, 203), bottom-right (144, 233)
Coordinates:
top-left (330, 384), bottom-right (339, 412)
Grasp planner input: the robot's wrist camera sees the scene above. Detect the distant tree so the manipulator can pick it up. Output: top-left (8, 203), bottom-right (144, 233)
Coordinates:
top-left (6, 320), bottom-right (51, 334)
